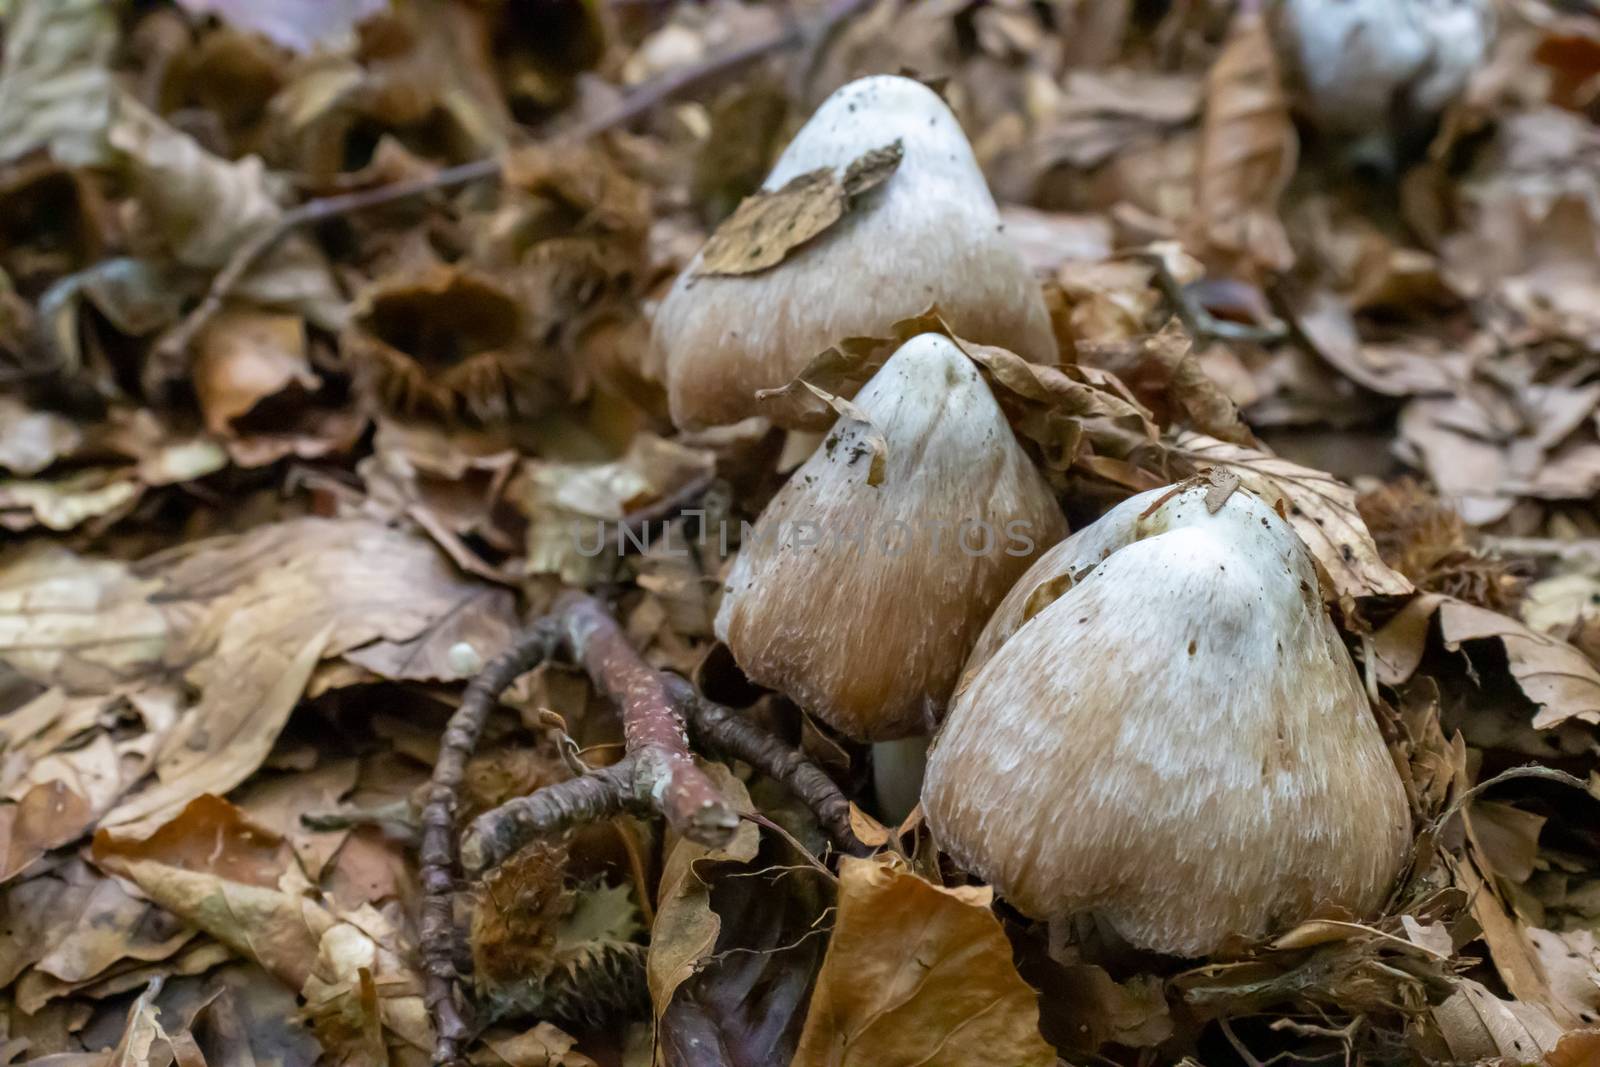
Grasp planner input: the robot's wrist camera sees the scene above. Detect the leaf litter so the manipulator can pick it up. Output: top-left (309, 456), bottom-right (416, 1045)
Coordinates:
top-left (0, 0), bottom-right (1599, 1064)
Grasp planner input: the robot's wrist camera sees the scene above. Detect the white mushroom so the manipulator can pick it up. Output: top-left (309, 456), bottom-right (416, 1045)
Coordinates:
top-left (655, 75), bottom-right (1056, 430)
top-left (715, 332), bottom-right (1067, 743)
top-left (922, 483), bottom-right (1411, 956)
top-left (1276, 0), bottom-right (1494, 168)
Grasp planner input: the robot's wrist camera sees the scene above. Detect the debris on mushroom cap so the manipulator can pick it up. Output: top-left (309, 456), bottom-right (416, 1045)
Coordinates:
top-left (714, 332), bottom-right (1068, 742)
top-left (1274, 0), bottom-right (1494, 164)
top-left (923, 483), bottom-right (1411, 957)
top-left (655, 74), bottom-right (1057, 430)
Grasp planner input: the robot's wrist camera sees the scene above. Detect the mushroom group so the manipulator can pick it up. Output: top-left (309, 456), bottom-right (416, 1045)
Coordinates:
top-left (668, 73), bottom-right (1409, 955)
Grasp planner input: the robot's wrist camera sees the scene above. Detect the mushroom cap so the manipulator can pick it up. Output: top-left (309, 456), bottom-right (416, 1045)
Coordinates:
top-left (715, 332), bottom-right (1068, 741)
top-left (1276, 0), bottom-right (1493, 136)
top-left (922, 484), bottom-right (1411, 956)
top-left (656, 75), bottom-right (1056, 430)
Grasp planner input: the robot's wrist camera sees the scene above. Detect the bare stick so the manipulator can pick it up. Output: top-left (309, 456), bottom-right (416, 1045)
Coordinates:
top-left (149, 0), bottom-right (874, 379)
top-left (557, 590), bottom-right (740, 846)
top-left (420, 620), bottom-right (559, 1067)
top-left (460, 757), bottom-right (637, 875)
top-left (665, 676), bottom-right (864, 855)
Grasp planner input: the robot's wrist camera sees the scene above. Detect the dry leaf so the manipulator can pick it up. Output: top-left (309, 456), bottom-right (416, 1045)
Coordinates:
top-left (1190, 3), bottom-right (1297, 276)
top-left (0, 0), bottom-right (117, 167)
top-left (791, 855), bottom-right (1054, 1067)
top-left (1171, 432), bottom-right (1412, 598)
top-left (696, 141), bottom-right (903, 277)
top-left (93, 795), bottom-right (331, 989)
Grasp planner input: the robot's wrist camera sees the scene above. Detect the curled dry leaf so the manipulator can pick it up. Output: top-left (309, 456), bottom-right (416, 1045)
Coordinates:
top-left (514, 433), bottom-right (716, 584)
top-left (87, 518), bottom-right (517, 831)
top-left (93, 794), bottom-right (329, 990)
top-left (1189, 2), bottom-right (1297, 278)
top-left (696, 141), bottom-right (903, 277)
top-left (1377, 593), bottom-right (1600, 731)
top-left (108, 96), bottom-right (343, 332)
top-left (791, 855), bottom-right (1054, 1067)
top-left (1170, 431), bottom-right (1412, 599)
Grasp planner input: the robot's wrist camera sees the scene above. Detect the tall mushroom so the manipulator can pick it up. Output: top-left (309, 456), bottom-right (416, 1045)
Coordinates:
top-left (654, 74), bottom-right (1056, 430)
top-left (922, 483), bottom-right (1410, 956)
top-left (715, 332), bottom-right (1067, 764)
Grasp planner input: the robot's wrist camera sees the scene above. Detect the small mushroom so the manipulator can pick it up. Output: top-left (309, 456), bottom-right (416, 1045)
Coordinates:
top-left (1275, 0), bottom-right (1494, 169)
top-left (922, 483), bottom-right (1410, 956)
top-left (655, 75), bottom-right (1056, 430)
top-left (715, 332), bottom-right (1067, 743)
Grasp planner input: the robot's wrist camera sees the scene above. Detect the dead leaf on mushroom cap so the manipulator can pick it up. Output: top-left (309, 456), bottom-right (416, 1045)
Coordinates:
top-left (695, 141), bottom-right (903, 277)
top-left (754, 306), bottom-right (1159, 475)
top-left (1170, 431), bottom-right (1413, 600)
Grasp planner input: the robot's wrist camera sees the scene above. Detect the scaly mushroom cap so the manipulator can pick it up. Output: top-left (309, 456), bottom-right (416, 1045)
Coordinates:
top-left (656, 75), bottom-right (1056, 430)
top-left (922, 484), bottom-right (1411, 956)
top-left (715, 333), bottom-right (1067, 741)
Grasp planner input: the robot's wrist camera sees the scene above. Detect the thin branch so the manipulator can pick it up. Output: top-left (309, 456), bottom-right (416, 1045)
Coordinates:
top-left (1133, 250), bottom-right (1289, 346)
top-left (557, 590), bottom-right (740, 845)
top-left (421, 620), bottom-right (559, 1067)
top-left (665, 675), bottom-right (864, 855)
top-left (149, 0), bottom-right (874, 378)
top-left (460, 757), bottom-right (637, 874)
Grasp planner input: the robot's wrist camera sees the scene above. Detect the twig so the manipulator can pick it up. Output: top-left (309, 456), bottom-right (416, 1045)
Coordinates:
top-left (421, 620), bottom-right (560, 1067)
top-left (460, 758), bottom-right (638, 874)
top-left (665, 675), bottom-right (864, 855)
top-left (1133, 250), bottom-right (1289, 346)
top-left (559, 590), bottom-right (740, 844)
top-left (1481, 535), bottom-right (1600, 567)
top-left (150, 0), bottom-right (874, 380)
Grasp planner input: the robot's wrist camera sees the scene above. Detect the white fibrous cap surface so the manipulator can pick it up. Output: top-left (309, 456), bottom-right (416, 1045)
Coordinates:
top-left (923, 484), bottom-right (1411, 956)
top-left (655, 76), bottom-right (1056, 429)
top-left (715, 333), bottom-right (1067, 741)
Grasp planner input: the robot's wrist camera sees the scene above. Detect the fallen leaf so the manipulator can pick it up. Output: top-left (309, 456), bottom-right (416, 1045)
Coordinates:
top-left (791, 855), bottom-right (1054, 1067)
top-left (696, 141), bottom-right (903, 276)
top-left (1189, 2), bottom-right (1297, 277)
top-left (1171, 432), bottom-right (1412, 598)
top-left (0, 0), bottom-right (117, 167)
top-left (108, 96), bottom-right (343, 331)
top-left (1440, 596), bottom-right (1600, 730)
top-left (0, 397), bottom-right (82, 477)
top-left (93, 795), bottom-right (330, 989)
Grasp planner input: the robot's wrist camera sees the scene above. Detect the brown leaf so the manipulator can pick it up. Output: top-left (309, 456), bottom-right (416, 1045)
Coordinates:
top-left (696, 141), bottom-right (903, 277)
top-left (1190, 4), bottom-right (1297, 277)
top-left (646, 765), bottom-right (760, 1029)
top-left (1171, 432), bottom-right (1413, 598)
top-left (98, 518), bottom-right (515, 831)
top-left (791, 855), bottom-right (1054, 1067)
top-left (1437, 597), bottom-right (1600, 730)
top-left (1077, 319), bottom-right (1255, 445)
top-left (94, 795), bottom-right (331, 989)
top-left (1428, 976), bottom-right (1566, 1063)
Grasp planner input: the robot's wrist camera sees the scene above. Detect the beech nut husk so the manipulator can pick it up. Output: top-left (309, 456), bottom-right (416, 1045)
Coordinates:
top-left (923, 483), bottom-right (1411, 956)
